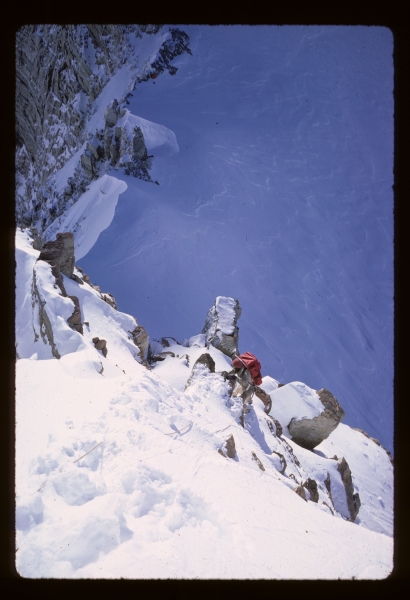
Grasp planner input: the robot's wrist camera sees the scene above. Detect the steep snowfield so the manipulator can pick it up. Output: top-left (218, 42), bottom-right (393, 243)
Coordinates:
top-left (44, 175), bottom-right (128, 261)
top-left (72, 25), bottom-right (393, 452)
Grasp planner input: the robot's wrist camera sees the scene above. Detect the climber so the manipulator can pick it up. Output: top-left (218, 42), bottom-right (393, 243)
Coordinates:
top-left (228, 352), bottom-right (263, 427)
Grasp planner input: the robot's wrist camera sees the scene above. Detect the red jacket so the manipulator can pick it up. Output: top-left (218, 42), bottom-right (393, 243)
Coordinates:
top-left (232, 352), bottom-right (262, 386)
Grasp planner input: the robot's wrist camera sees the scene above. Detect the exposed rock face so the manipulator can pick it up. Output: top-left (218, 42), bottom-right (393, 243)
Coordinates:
top-left (92, 337), bottom-right (107, 357)
top-left (185, 353), bottom-right (216, 390)
top-left (337, 457), bottom-right (361, 521)
top-left (254, 386), bottom-right (272, 414)
top-left (38, 232), bottom-right (75, 279)
top-left (16, 25), bottom-right (191, 232)
top-left (129, 323), bottom-right (149, 361)
top-left (16, 25), bottom-right (136, 228)
top-left (32, 267), bottom-right (60, 359)
top-left (288, 388), bottom-right (345, 450)
top-left (66, 295), bottom-right (83, 334)
top-left (303, 478), bottom-right (319, 503)
top-left (101, 292), bottom-right (118, 310)
top-left (202, 296), bottom-right (241, 358)
top-left (79, 101), bottom-right (155, 185)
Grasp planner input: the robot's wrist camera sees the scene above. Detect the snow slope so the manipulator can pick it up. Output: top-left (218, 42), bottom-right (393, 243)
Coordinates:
top-left (16, 352), bottom-right (393, 579)
top-left (72, 26), bottom-right (393, 452)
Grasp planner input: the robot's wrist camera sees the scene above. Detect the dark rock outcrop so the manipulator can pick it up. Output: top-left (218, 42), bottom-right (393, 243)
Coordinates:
top-left (185, 353), bottom-right (216, 390)
top-left (101, 292), bottom-right (118, 310)
top-left (38, 232), bottom-right (75, 279)
top-left (80, 100), bottom-right (154, 184)
top-left (92, 337), bottom-right (107, 357)
top-left (254, 386), bottom-right (272, 414)
top-left (288, 388), bottom-right (345, 450)
top-left (218, 434), bottom-right (236, 459)
top-left (303, 478), bottom-right (319, 503)
top-left (265, 415), bottom-right (283, 438)
top-left (202, 296), bottom-right (241, 358)
top-left (336, 457), bottom-right (361, 521)
top-left (37, 232), bottom-right (76, 298)
top-left (67, 295), bottom-right (83, 334)
top-left (32, 267), bottom-right (60, 359)
top-left (195, 353), bottom-right (216, 373)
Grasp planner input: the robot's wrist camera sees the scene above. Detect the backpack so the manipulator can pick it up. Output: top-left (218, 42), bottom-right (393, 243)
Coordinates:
top-left (232, 352), bottom-right (263, 386)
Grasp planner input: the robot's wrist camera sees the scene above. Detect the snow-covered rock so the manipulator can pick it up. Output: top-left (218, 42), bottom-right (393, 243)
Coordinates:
top-left (16, 229), bottom-right (148, 368)
top-left (261, 380), bottom-right (344, 449)
top-left (202, 296), bottom-right (242, 358)
top-left (184, 353), bottom-right (216, 390)
top-left (287, 388), bottom-right (345, 450)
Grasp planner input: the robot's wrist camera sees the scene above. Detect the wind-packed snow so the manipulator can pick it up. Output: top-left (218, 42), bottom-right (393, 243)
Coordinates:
top-left (15, 25), bottom-right (394, 579)
top-left (260, 381), bottom-right (325, 433)
top-left (72, 25), bottom-right (393, 452)
top-left (116, 110), bottom-right (179, 156)
top-left (44, 175), bottom-right (127, 260)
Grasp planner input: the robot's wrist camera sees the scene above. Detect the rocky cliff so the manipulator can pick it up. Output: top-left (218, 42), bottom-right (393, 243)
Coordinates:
top-left (16, 25), bottom-right (191, 232)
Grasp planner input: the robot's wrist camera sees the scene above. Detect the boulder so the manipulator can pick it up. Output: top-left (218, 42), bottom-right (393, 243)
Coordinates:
top-left (336, 457), bottom-right (361, 521)
top-left (38, 232), bottom-right (75, 278)
top-left (288, 388), bottom-right (345, 450)
top-left (202, 296), bottom-right (241, 358)
top-left (92, 337), bottom-right (107, 357)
